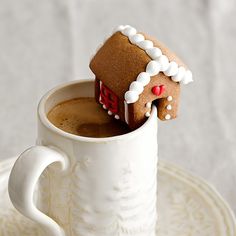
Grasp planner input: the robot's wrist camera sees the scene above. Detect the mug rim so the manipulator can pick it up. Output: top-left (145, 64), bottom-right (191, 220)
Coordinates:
top-left (38, 79), bottom-right (157, 143)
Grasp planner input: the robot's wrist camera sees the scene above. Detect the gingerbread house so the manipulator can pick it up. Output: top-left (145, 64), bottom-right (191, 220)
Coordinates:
top-left (90, 25), bottom-right (193, 129)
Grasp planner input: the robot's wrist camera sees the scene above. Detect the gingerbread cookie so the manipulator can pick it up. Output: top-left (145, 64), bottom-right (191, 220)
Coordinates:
top-left (90, 25), bottom-right (193, 130)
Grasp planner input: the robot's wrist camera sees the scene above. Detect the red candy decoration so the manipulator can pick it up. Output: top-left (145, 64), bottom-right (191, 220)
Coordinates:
top-left (152, 85), bottom-right (165, 96)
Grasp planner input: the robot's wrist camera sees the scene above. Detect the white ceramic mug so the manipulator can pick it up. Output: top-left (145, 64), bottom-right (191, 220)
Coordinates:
top-left (8, 79), bottom-right (158, 236)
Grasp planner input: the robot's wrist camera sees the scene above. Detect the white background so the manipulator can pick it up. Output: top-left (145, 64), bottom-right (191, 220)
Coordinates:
top-left (0, 0), bottom-right (235, 213)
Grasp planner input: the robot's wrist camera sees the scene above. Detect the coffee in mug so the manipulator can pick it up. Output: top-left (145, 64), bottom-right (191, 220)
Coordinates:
top-left (47, 97), bottom-right (130, 138)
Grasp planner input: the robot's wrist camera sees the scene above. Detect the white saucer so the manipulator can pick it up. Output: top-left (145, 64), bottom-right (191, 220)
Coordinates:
top-left (0, 157), bottom-right (235, 236)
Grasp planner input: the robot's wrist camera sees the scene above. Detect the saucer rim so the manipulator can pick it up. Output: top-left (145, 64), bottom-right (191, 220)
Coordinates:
top-left (1, 156), bottom-right (235, 235)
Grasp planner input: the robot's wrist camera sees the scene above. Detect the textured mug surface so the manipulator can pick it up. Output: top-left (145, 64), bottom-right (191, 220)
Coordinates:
top-left (8, 79), bottom-right (158, 236)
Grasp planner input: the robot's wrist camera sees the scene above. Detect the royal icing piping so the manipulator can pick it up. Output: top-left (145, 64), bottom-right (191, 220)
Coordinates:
top-left (124, 101), bottom-right (129, 124)
top-left (145, 112), bottom-right (151, 117)
top-left (114, 25), bottom-right (193, 104)
top-left (166, 104), bottom-right (172, 110)
top-left (167, 96), bottom-right (173, 102)
top-left (146, 102), bottom-right (152, 108)
top-left (99, 81), bottom-right (103, 104)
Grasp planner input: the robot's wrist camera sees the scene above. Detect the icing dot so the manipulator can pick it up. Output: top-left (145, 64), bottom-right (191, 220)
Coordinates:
top-left (129, 34), bottom-right (145, 44)
top-left (125, 90), bottom-right (139, 104)
top-left (165, 114), bottom-right (171, 120)
top-left (172, 66), bottom-right (186, 82)
top-left (136, 72), bottom-right (150, 86)
top-left (167, 96), bottom-right (173, 101)
top-left (146, 47), bottom-right (162, 59)
top-left (145, 112), bottom-right (151, 117)
top-left (122, 26), bottom-right (137, 37)
top-left (146, 60), bottom-right (161, 76)
top-left (164, 61), bottom-right (178, 77)
top-left (115, 114), bottom-right (120, 119)
top-left (103, 104), bottom-right (107, 109)
top-left (108, 110), bottom-right (113, 115)
top-left (182, 70), bottom-right (193, 85)
top-left (156, 55), bottom-right (169, 71)
top-left (166, 105), bottom-right (172, 110)
top-left (129, 81), bottom-right (144, 95)
top-left (146, 102), bottom-right (152, 108)
top-left (137, 40), bottom-right (153, 50)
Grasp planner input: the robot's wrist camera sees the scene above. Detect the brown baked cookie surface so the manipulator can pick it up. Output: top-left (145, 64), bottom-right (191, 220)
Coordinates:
top-left (90, 25), bottom-right (193, 130)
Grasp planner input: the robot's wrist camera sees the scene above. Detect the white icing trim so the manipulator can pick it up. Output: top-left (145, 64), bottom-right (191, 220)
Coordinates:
top-left (129, 81), bottom-right (144, 94)
top-left (114, 25), bottom-right (193, 104)
top-left (156, 55), bottom-right (169, 71)
top-left (136, 72), bottom-right (150, 86)
top-left (182, 70), bottom-right (193, 84)
top-left (129, 34), bottom-right (145, 44)
top-left (114, 114), bottom-right (120, 119)
top-left (146, 47), bottom-right (162, 59)
top-left (137, 40), bottom-right (153, 50)
top-left (124, 101), bottom-right (129, 124)
top-left (145, 112), bottom-right (151, 117)
top-left (164, 61), bottom-right (178, 77)
top-left (108, 110), bottom-right (113, 115)
top-left (146, 60), bottom-right (161, 76)
top-left (125, 90), bottom-right (139, 104)
top-left (172, 66), bottom-right (185, 82)
top-left (166, 105), bottom-right (172, 110)
top-left (99, 80), bottom-right (103, 103)
top-left (167, 96), bottom-right (173, 102)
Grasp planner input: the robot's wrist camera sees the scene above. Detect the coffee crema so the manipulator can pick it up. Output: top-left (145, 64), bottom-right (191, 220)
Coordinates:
top-left (47, 97), bottom-right (130, 138)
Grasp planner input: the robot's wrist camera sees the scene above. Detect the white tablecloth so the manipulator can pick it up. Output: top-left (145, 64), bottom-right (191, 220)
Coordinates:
top-left (0, 0), bottom-right (235, 213)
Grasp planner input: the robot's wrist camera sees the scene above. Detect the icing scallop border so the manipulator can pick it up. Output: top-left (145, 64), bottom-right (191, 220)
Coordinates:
top-left (115, 25), bottom-right (193, 104)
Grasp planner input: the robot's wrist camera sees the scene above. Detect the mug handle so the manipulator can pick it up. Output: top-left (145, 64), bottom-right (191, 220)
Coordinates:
top-left (8, 146), bottom-right (69, 236)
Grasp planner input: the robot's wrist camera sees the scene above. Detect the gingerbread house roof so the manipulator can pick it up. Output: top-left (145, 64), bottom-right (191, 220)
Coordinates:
top-left (90, 25), bottom-right (193, 104)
